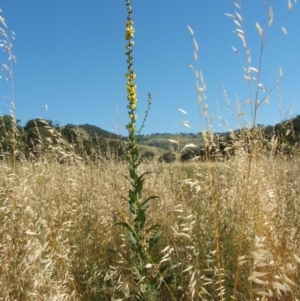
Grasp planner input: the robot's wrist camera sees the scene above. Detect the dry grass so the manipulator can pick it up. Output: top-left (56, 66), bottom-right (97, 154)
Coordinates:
top-left (0, 147), bottom-right (299, 300)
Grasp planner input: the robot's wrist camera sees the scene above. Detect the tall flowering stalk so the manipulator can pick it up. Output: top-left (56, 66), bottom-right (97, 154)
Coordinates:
top-left (125, 0), bottom-right (139, 191)
top-left (118, 3), bottom-right (177, 299)
top-left (119, 1), bottom-right (162, 293)
top-left (125, 4), bottom-right (137, 136)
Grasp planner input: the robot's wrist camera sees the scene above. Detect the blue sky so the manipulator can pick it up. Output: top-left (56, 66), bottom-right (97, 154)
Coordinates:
top-left (0, 0), bottom-right (299, 135)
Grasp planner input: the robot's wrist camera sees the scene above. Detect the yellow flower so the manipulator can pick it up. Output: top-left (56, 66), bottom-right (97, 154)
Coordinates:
top-left (126, 80), bottom-right (135, 86)
top-left (125, 14), bottom-right (137, 115)
top-left (129, 113), bottom-right (137, 121)
top-left (126, 123), bottom-right (136, 132)
top-left (127, 95), bottom-right (136, 104)
top-left (129, 103), bottom-right (136, 110)
top-left (127, 85), bottom-right (136, 95)
top-left (125, 26), bottom-right (135, 40)
top-left (126, 73), bottom-right (136, 80)
top-left (125, 20), bottom-right (133, 27)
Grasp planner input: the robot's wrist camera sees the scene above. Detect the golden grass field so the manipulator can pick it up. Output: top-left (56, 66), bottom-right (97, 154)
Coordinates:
top-left (0, 148), bottom-right (299, 300)
top-left (1, 0), bottom-right (300, 299)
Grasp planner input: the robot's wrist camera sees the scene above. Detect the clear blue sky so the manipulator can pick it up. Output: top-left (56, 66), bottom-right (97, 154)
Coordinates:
top-left (0, 0), bottom-right (299, 135)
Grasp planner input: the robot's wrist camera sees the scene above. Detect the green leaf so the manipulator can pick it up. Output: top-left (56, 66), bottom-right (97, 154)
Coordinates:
top-left (149, 231), bottom-right (162, 249)
top-left (142, 195), bottom-right (159, 210)
top-left (145, 224), bottom-right (161, 235)
top-left (129, 231), bottom-right (137, 245)
top-left (137, 171), bottom-right (151, 183)
top-left (121, 174), bottom-right (135, 186)
top-left (117, 222), bottom-right (140, 247)
top-left (142, 202), bottom-right (150, 212)
top-left (143, 224), bottom-right (161, 240)
top-left (133, 265), bottom-right (142, 278)
top-left (120, 196), bottom-right (129, 202)
top-left (128, 200), bottom-right (136, 214)
top-left (134, 204), bottom-right (146, 229)
top-left (135, 182), bottom-right (144, 198)
top-left (129, 189), bottom-right (138, 203)
top-left (130, 168), bottom-right (137, 180)
top-left (117, 222), bottom-right (133, 232)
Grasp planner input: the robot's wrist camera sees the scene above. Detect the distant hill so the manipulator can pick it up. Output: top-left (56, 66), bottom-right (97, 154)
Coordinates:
top-left (138, 133), bottom-right (205, 152)
top-left (79, 125), bottom-right (206, 153)
top-left (78, 124), bottom-right (125, 140)
top-left (1, 114), bottom-right (300, 161)
top-left (75, 116), bottom-right (300, 152)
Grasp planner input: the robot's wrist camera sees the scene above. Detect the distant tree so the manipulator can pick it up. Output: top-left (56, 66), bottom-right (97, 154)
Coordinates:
top-left (0, 115), bottom-right (23, 159)
top-left (141, 151), bottom-right (155, 161)
top-left (181, 149), bottom-right (196, 161)
top-left (61, 124), bottom-right (81, 144)
top-left (0, 115), bottom-right (21, 131)
top-left (24, 119), bottom-right (58, 145)
top-left (23, 119), bottom-right (56, 158)
top-left (160, 151), bottom-right (176, 163)
top-left (24, 119), bottom-right (54, 131)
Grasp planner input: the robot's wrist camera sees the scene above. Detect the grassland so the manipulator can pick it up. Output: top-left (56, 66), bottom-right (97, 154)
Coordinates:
top-left (0, 144), bottom-right (299, 300)
top-left (1, 0), bottom-right (300, 299)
